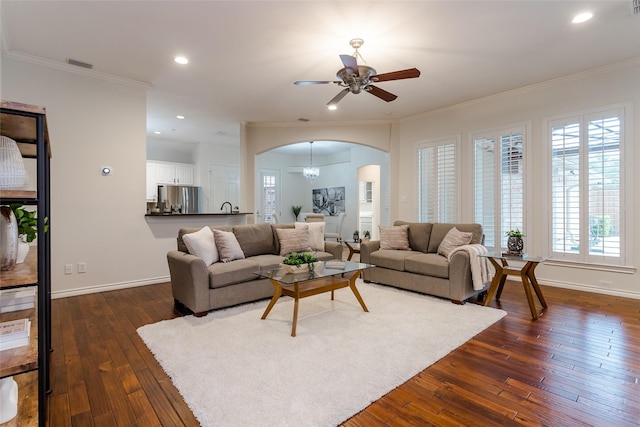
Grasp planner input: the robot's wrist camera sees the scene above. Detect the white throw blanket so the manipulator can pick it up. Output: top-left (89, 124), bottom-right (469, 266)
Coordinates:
top-left (448, 244), bottom-right (493, 290)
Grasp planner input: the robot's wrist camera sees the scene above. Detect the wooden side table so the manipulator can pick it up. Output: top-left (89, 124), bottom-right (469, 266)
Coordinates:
top-left (344, 241), bottom-right (361, 261)
top-left (480, 253), bottom-right (548, 320)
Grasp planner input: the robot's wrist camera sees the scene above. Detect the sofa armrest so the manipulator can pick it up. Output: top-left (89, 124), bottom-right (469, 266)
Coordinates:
top-left (167, 250), bottom-right (210, 314)
top-left (324, 241), bottom-right (344, 260)
top-left (448, 250), bottom-right (474, 301)
top-left (360, 240), bottom-right (380, 264)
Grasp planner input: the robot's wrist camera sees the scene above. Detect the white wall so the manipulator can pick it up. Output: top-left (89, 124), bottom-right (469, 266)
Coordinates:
top-left (4, 53), bottom-right (638, 299)
top-left (397, 59), bottom-right (640, 298)
top-left (256, 144), bottom-right (388, 238)
top-left (1, 56), bottom-right (178, 297)
top-left (246, 60), bottom-right (640, 298)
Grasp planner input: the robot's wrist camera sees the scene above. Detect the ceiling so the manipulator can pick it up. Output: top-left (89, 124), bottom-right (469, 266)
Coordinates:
top-left (1, 1), bottom-right (639, 154)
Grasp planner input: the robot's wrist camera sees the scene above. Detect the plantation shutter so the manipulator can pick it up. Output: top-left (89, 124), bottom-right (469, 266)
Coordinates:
top-left (473, 128), bottom-right (525, 251)
top-left (418, 140), bottom-right (456, 223)
top-left (551, 111), bottom-right (622, 262)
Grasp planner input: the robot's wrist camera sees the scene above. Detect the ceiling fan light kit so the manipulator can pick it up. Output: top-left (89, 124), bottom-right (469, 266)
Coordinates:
top-left (294, 38), bottom-right (420, 108)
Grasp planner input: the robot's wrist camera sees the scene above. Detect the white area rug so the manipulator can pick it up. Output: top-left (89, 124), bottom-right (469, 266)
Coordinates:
top-left (137, 281), bottom-right (506, 427)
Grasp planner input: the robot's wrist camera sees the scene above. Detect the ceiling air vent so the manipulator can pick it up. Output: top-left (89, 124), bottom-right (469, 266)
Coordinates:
top-left (66, 58), bottom-right (93, 69)
top-left (633, 0), bottom-right (640, 15)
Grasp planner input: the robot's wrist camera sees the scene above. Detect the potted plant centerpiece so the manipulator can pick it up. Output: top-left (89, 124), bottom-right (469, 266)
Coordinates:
top-left (353, 230), bottom-right (360, 243)
top-left (362, 230), bottom-right (370, 241)
top-left (505, 229), bottom-right (525, 255)
top-left (280, 251), bottom-right (320, 274)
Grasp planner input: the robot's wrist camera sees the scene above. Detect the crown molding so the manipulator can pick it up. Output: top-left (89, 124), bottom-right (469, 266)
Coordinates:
top-left (400, 57), bottom-right (640, 123)
top-left (2, 49), bottom-right (152, 90)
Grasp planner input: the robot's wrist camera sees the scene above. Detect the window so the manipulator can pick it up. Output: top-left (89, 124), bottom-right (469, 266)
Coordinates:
top-left (473, 127), bottom-right (525, 251)
top-left (550, 109), bottom-right (624, 265)
top-left (418, 139), bottom-right (456, 223)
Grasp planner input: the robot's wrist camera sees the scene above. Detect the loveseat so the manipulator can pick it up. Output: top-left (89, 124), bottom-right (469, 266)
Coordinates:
top-left (360, 221), bottom-right (487, 304)
top-left (167, 222), bottom-right (343, 316)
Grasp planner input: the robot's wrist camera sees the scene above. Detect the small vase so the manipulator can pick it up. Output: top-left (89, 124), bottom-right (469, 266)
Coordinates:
top-left (16, 240), bottom-right (29, 264)
top-left (507, 236), bottom-right (524, 255)
top-left (0, 206), bottom-right (18, 271)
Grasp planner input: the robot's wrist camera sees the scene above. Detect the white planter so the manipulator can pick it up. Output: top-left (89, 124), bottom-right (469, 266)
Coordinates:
top-left (0, 377), bottom-right (18, 423)
top-left (280, 262), bottom-right (323, 274)
top-left (16, 240), bottom-right (29, 264)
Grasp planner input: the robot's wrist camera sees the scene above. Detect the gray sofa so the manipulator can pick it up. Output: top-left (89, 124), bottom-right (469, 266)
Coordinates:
top-left (360, 221), bottom-right (487, 304)
top-left (167, 222), bottom-right (343, 316)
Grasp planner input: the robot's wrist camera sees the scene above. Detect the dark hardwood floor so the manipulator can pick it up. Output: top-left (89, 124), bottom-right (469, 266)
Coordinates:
top-left (47, 275), bottom-right (639, 426)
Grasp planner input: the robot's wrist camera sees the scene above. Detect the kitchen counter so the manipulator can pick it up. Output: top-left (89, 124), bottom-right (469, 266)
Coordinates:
top-left (145, 212), bottom-right (253, 217)
top-left (145, 212), bottom-right (254, 235)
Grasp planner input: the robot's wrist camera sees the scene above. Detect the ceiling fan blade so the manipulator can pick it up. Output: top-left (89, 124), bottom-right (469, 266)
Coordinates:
top-left (372, 68), bottom-right (421, 82)
top-left (339, 54), bottom-right (359, 76)
top-left (294, 80), bottom-right (341, 85)
top-left (327, 88), bottom-right (350, 106)
top-left (367, 85), bottom-right (398, 102)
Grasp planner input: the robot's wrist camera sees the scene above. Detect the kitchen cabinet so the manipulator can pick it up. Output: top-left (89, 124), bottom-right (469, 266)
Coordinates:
top-left (0, 100), bottom-right (51, 426)
top-left (146, 160), bottom-right (195, 201)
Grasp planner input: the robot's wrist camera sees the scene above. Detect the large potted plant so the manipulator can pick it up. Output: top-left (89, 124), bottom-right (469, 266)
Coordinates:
top-left (505, 228), bottom-right (524, 255)
top-left (291, 205), bottom-right (302, 222)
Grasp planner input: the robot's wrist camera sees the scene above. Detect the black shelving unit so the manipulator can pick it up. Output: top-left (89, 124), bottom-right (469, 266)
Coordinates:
top-left (0, 101), bottom-right (51, 426)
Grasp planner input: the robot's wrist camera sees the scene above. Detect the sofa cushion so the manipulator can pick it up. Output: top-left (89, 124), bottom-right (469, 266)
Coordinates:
top-left (208, 258), bottom-right (261, 289)
top-left (295, 221), bottom-right (325, 251)
top-left (233, 223), bottom-right (275, 257)
top-left (182, 226), bottom-right (218, 265)
top-left (369, 249), bottom-right (415, 271)
top-left (394, 221), bottom-right (432, 253)
top-left (276, 227), bottom-right (312, 255)
top-left (437, 227), bottom-right (473, 258)
top-left (250, 254), bottom-right (285, 271)
top-left (271, 223), bottom-right (294, 254)
top-left (428, 223), bottom-right (483, 253)
top-left (379, 224), bottom-right (411, 250)
top-left (213, 229), bottom-right (246, 262)
top-left (405, 253), bottom-right (450, 279)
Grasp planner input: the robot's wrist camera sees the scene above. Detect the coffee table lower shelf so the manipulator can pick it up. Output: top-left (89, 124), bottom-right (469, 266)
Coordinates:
top-left (261, 269), bottom-right (368, 337)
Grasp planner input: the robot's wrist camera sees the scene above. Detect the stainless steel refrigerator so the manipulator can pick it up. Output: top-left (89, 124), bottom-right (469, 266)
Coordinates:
top-left (158, 185), bottom-right (202, 213)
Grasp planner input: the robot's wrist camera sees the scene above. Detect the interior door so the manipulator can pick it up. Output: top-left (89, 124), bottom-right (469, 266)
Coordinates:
top-left (357, 165), bottom-right (380, 239)
top-left (259, 169), bottom-right (279, 223)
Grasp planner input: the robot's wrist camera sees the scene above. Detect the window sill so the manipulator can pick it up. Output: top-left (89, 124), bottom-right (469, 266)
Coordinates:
top-left (545, 259), bottom-right (636, 274)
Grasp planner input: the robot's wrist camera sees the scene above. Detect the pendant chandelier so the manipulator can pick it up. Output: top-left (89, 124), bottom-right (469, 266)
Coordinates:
top-left (302, 141), bottom-right (319, 181)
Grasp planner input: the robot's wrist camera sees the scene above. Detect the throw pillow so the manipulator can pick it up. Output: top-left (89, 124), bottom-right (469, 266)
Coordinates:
top-left (276, 227), bottom-right (312, 256)
top-left (295, 221), bottom-right (325, 251)
top-left (213, 229), bottom-right (245, 263)
top-left (182, 226), bottom-right (218, 265)
top-left (437, 227), bottom-right (473, 258)
top-left (379, 224), bottom-right (411, 250)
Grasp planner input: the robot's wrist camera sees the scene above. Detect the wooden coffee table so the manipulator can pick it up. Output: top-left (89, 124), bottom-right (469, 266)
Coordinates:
top-left (257, 261), bottom-right (371, 336)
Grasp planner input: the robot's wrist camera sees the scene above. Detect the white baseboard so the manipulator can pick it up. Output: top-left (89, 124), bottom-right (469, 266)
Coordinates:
top-left (52, 276), bottom-right (170, 299)
top-left (539, 279), bottom-right (640, 300)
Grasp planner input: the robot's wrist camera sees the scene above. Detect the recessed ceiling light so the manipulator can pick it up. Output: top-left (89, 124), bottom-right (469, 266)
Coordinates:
top-left (572, 11), bottom-right (593, 24)
top-left (154, 131), bottom-right (162, 134)
top-left (174, 56), bottom-right (189, 65)
top-left (327, 105), bottom-right (338, 111)
top-left (176, 115), bottom-right (185, 119)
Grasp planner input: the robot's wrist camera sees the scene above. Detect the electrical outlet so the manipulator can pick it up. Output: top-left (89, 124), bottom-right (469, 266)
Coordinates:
top-left (78, 262), bottom-right (87, 273)
top-left (64, 264), bottom-right (73, 275)
top-left (599, 280), bottom-right (612, 287)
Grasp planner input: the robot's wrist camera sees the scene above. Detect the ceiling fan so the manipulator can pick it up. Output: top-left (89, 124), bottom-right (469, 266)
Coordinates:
top-left (294, 38), bottom-right (420, 108)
